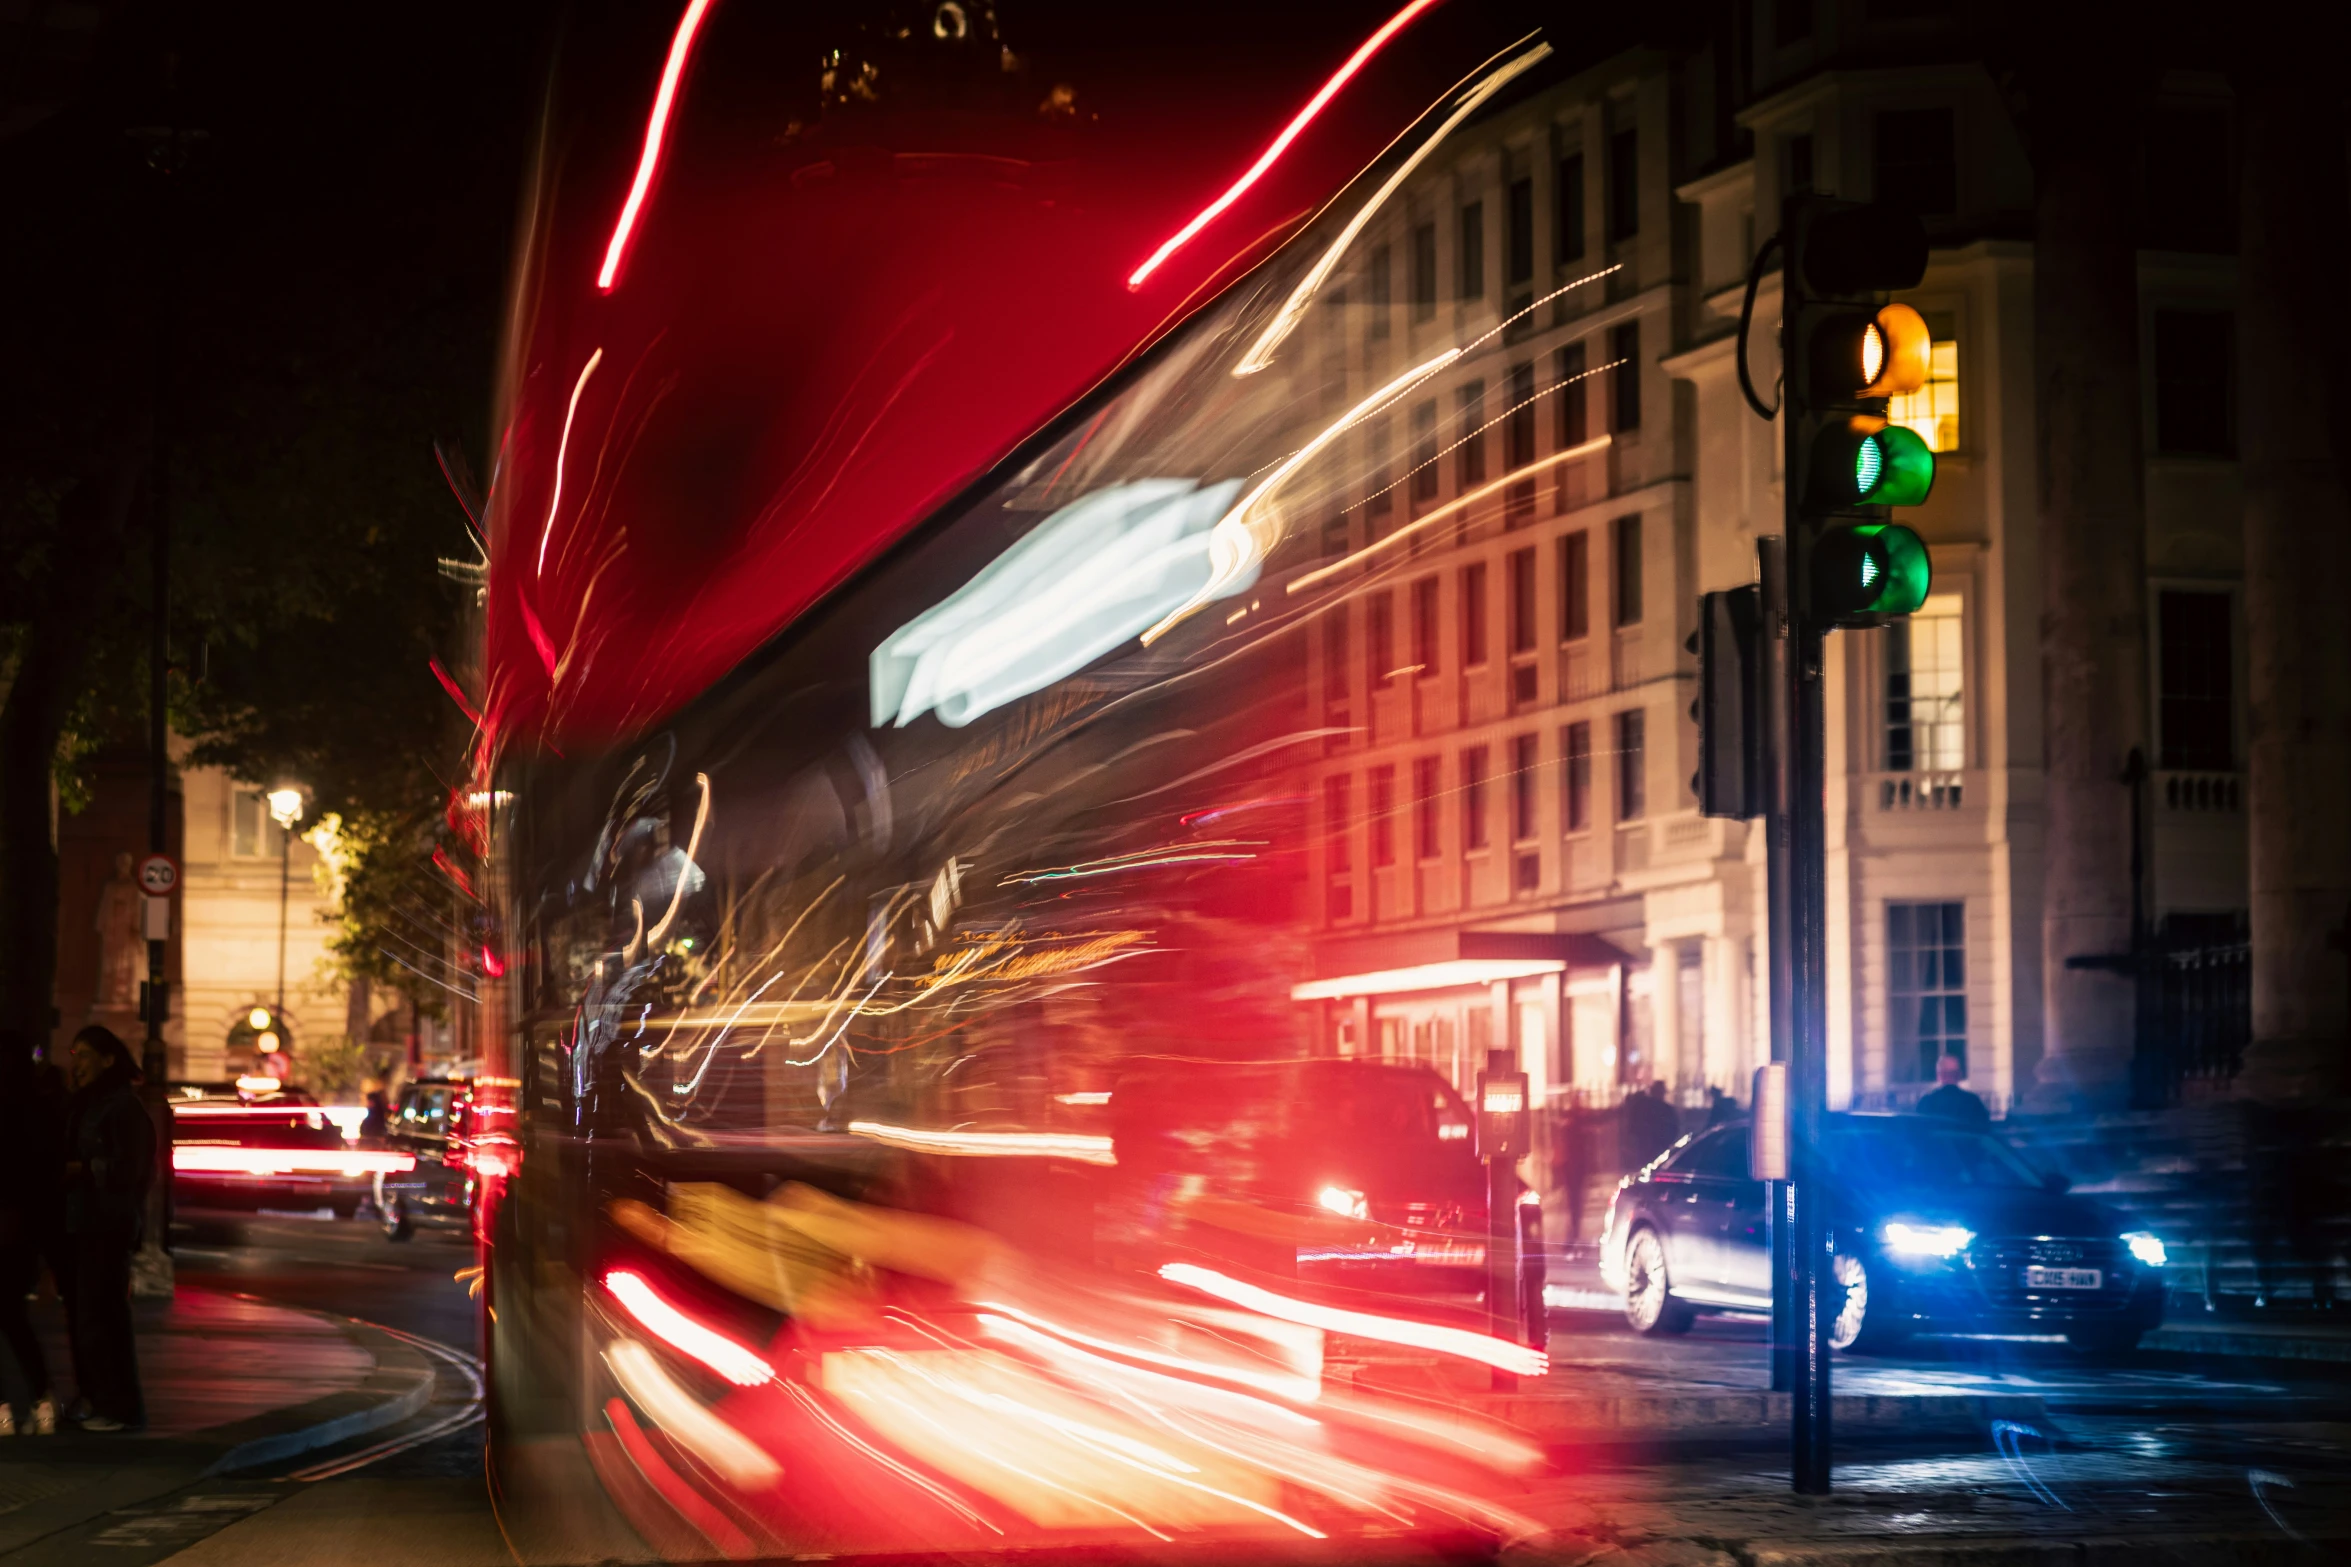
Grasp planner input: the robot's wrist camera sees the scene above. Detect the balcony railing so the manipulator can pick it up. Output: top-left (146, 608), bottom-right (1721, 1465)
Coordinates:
top-left (2159, 770), bottom-right (2241, 812)
top-left (1874, 771), bottom-right (1966, 810)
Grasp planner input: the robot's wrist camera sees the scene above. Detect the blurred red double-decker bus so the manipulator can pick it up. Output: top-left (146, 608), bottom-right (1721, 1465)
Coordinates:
top-left (473, 2), bottom-right (1567, 1555)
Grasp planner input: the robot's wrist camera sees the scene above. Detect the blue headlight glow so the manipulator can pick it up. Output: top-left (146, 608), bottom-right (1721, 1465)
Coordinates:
top-left (1882, 1220), bottom-right (1974, 1259)
top-left (2122, 1231), bottom-right (2168, 1268)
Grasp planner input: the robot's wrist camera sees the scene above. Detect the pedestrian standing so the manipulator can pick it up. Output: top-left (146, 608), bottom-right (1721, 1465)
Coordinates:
top-left (1618, 1080), bottom-right (1682, 1173)
top-left (1913, 1053), bottom-right (1991, 1130)
top-left (61, 1026), bottom-right (152, 1432)
top-left (0, 1033), bottom-right (63, 1436)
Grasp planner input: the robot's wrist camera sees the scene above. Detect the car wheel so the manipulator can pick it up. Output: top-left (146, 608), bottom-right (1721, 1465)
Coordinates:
top-left (2066, 1322), bottom-right (2143, 1357)
top-left (1829, 1252), bottom-right (1909, 1353)
top-left (1622, 1226), bottom-right (1694, 1336)
top-left (379, 1194), bottom-right (415, 1242)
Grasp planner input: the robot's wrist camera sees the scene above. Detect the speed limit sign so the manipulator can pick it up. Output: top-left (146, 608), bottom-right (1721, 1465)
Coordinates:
top-left (137, 853), bottom-right (180, 896)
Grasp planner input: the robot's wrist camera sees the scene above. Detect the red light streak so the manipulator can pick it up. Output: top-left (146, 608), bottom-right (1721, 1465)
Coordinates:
top-left (173, 1146), bottom-right (416, 1177)
top-left (602, 1396), bottom-right (758, 1558)
top-left (598, 0), bottom-right (716, 292)
top-left (1159, 1263), bottom-right (1548, 1377)
top-left (603, 1269), bottom-right (775, 1386)
top-left (1124, 0), bottom-right (1444, 289)
top-left (480, 944), bottom-right (507, 978)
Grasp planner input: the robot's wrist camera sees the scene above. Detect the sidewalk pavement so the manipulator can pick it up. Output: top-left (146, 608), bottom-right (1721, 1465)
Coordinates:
top-left (0, 1286), bottom-right (436, 1562)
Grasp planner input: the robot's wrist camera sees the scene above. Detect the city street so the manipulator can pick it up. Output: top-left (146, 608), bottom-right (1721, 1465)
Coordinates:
top-left (9, 1215), bottom-right (2346, 1565)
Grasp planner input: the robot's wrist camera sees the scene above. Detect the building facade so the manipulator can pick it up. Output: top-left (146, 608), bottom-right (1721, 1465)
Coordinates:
top-left (1300, 9), bottom-right (2247, 1126)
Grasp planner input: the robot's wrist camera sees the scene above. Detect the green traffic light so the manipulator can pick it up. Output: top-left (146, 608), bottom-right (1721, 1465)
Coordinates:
top-left (1807, 418), bottom-right (1936, 512)
top-left (1814, 523), bottom-right (1931, 619)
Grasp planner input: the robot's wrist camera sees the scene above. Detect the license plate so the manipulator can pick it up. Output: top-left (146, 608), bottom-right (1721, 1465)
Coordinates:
top-left (2023, 1265), bottom-right (2101, 1290)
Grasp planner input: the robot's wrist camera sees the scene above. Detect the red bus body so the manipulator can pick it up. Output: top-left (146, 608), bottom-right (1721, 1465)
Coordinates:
top-left (480, 3), bottom-right (1561, 1556)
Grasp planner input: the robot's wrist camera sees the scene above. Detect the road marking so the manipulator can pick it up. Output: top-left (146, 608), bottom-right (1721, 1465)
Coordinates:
top-left (281, 1320), bottom-right (486, 1482)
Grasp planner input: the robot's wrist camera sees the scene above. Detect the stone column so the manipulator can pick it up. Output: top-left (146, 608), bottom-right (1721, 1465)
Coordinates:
top-left (2233, 75), bottom-right (2351, 1100)
top-left (2025, 65), bottom-right (2153, 1112)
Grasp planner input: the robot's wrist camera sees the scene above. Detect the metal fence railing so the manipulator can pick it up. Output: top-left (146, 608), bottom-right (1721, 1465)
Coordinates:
top-left (2132, 939), bottom-right (2251, 1107)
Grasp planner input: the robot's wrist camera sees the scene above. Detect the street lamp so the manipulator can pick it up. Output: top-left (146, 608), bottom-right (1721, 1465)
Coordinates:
top-left (268, 783), bottom-right (306, 1072)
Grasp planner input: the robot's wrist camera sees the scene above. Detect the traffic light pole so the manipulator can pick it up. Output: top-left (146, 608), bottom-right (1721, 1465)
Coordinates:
top-left (1760, 537), bottom-right (1796, 1397)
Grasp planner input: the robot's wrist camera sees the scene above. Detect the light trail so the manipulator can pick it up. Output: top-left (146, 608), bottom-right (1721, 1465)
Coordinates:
top-left (845, 1121), bottom-right (1118, 1166)
top-left (172, 1146), bottom-right (415, 1177)
top-left (1158, 1263), bottom-right (1548, 1377)
top-left (597, 0), bottom-right (717, 292)
top-left (603, 1268), bottom-right (776, 1386)
top-left (1125, 0), bottom-right (1445, 289)
top-left (536, 347), bottom-right (603, 576)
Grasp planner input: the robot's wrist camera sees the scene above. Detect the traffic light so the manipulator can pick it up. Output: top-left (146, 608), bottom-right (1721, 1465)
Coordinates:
top-left (1688, 584), bottom-right (1764, 819)
top-left (1783, 200), bottom-right (1936, 626)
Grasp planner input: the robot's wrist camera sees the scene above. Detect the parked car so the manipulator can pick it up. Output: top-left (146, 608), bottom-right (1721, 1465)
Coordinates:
top-left (370, 1075), bottom-right (478, 1239)
top-left (1103, 1058), bottom-right (1515, 1329)
top-left (1598, 1112), bottom-right (2168, 1353)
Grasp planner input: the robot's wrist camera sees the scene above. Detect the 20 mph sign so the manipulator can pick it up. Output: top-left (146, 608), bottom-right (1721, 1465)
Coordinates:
top-left (138, 854), bottom-right (180, 896)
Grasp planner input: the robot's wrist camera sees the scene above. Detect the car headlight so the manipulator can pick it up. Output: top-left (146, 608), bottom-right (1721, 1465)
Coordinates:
top-left (1882, 1221), bottom-right (1974, 1259)
top-left (1317, 1186), bottom-right (1367, 1221)
top-left (2122, 1231), bottom-right (2168, 1269)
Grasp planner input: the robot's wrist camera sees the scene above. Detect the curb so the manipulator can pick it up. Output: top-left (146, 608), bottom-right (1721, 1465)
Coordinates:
top-left (2142, 1324), bottom-right (2351, 1363)
top-left (1474, 1389), bottom-right (2051, 1445)
top-left (201, 1322), bottom-right (438, 1475)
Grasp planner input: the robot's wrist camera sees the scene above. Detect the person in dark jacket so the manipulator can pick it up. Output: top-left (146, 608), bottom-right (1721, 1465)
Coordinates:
top-left (1913, 1053), bottom-right (1991, 1130)
top-left (61, 1026), bottom-right (152, 1431)
top-left (1618, 1080), bottom-right (1683, 1173)
top-left (0, 1033), bottom-right (63, 1435)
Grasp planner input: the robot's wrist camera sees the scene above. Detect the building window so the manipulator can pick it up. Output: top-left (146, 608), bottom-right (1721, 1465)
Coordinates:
top-left (1506, 361), bottom-right (1536, 471)
top-left (1887, 901), bottom-right (1966, 1082)
top-left (1413, 755), bottom-right (1441, 859)
top-left (1612, 513), bottom-right (1643, 627)
top-left (1884, 592), bottom-right (1963, 772)
top-left (1410, 221), bottom-right (1438, 320)
top-left (1558, 530), bottom-right (1590, 641)
top-left (2154, 309), bottom-right (2235, 456)
top-left (2159, 589), bottom-right (2233, 770)
top-left (1409, 400), bottom-right (1439, 507)
top-left (1459, 200), bottom-right (1485, 300)
top-left (1321, 512), bottom-right (1348, 559)
top-left (1775, 0), bottom-right (1814, 45)
top-left (1367, 244), bottom-right (1392, 342)
top-left (1786, 132), bottom-right (1814, 195)
top-left (1370, 765), bottom-right (1397, 867)
top-left (1410, 575), bottom-right (1440, 679)
top-left (1506, 176), bottom-right (1534, 286)
top-left (1462, 745), bottom-right (1490, 851)
top-left (1873, 108), bottom-right (1958, 217)
top-left (1460, 561), bottom-right (1489, 667)
top-left (1609, 321), bottom-right (1640, 432)
top-left (1324, 774), bottom-right (1352, 921)
top-left (1511, 733), bottom-right (1538, 842)
top-left (1364, 417), bottom-right (1393, 517)
top-left (1457, 380), bottom-right (1487, 489)
top-left (1507, 547), bottom-right (1537, 655)
top-left (1615, 709), bottom-right (1647, 822)
top-left (1557, 152), bottom-right (1585, 264)
top-left (231, 789), bottom-right (286, 859)
top-left (1556, 341), bottom-right (1588, 448)
top-left (2141, 105), bottom-right (2234, 254)
top-left (1563, 721), bottom-right (1592, 831)
top-left (1607, 127), bottom-right (1638, 242)
top-left (1886, 313), bottom-right (1959, 452)
top-left (1368, 590), bottom-right (1395, 688)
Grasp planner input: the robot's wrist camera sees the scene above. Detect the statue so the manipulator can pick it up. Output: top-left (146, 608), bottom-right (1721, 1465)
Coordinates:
top-left (94, 851), bottom-right (145, 1012)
